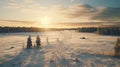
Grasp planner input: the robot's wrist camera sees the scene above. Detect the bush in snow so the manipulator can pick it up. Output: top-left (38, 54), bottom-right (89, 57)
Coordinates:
top-left (27, 35), bottom-right (32, 48)
top-left (36, 35), bottom-right (41, 48)
top-left (80, 37), bottom-right (86, 39)
top-left (46, 37), bottom-right (49, 45)
top-left (114, 38), bottom-right (120, 56)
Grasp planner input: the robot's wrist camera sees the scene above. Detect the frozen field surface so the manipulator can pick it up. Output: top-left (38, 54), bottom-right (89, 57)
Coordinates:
top-left (0, 31), bottom-right (120, 67)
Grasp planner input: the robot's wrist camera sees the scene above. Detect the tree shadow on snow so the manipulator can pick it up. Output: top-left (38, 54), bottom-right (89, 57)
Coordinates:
top-left (0, 48), bottom-right (45, 67)
top-left (75, 52), bottom-right (120, 67)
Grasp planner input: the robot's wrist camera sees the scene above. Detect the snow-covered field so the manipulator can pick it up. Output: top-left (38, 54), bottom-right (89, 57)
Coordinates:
top-left (0, 30), bottom-right (120, 67)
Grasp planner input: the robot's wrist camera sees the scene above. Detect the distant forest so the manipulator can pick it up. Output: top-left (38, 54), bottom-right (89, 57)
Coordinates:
top-left (0, 26), bottom-right (120, 36)
top-left (78, 27), bottom-right (120, 36)
top-left (0, 27), bottom-right (66, 33)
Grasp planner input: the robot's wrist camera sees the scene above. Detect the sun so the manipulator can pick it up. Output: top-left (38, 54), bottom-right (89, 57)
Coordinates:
top-left (36, 16), bottom-right (53, 28)
top-left (41, 16), bottom-right (51, 25)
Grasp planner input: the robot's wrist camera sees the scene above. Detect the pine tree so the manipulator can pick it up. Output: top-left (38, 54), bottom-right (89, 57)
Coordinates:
top-left (27, 35), bottom-right (32, 48)
top-left (36, 35), bottom-right (41, 48)
top-left (114, 38), bottom-right (120, 56)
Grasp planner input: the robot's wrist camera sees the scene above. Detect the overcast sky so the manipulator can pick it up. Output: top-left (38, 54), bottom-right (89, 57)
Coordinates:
top-left (0, 0), bottom-right (120, 27)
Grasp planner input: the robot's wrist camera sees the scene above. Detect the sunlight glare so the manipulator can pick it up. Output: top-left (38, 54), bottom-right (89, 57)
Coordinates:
top-left (41, 16), bottom-right (51, 25)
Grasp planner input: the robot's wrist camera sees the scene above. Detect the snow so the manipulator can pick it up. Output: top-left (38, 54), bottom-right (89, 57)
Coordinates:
top-left (0, 30), bottom-right (120, 67)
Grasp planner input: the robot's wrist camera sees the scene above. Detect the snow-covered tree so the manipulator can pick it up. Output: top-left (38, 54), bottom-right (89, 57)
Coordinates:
top-left (36, 35), bottom-right (41, 47)
top-left (27, 35), bottom-right (32, 48)
top-left (114, 38), bottom-right (120, 56)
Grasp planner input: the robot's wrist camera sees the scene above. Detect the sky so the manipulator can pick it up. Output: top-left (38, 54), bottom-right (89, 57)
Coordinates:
top-left (0, 0), bottom-right (120, 27)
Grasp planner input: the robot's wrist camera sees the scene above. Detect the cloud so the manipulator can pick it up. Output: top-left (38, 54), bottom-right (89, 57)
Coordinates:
top-left (0, 19), bottom-right (39, 27)
top-left (70, 0), bottom-right (78, 2)
top-left (0, 19), bottom-right (35, 24)
top-left (5, 0), bottom-right (120, 22)
top-left (63, 4), bottom-right (98, 18)
top-left (70, 0), bottom-right (75, 2)
top-left (58, 4), bottom-right (120, 22)
top-left (24, 0), bottom-right (34, 4)
top-left (91, 7), bottom-right (120, 21)
top-left (6, 0), bottom-right (45, 13)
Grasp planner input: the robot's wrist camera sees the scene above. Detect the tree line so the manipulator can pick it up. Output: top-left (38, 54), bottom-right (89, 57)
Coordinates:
top-left (0, 27), bottom-right (65, 33)
top-left (78, 27), bottom-right (120, 36)
top-left (0, 26), bottom-right (120, 36)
